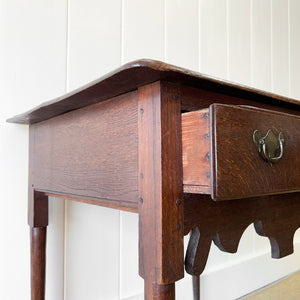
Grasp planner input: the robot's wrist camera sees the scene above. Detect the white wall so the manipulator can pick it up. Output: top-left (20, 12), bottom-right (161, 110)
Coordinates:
top-left (1, 1), bottom-right (300, 299)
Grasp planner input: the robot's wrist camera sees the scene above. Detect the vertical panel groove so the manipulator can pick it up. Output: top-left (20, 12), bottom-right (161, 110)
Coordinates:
top-left (121, 0), bottom-right (124, 64)
top-left (250, 0), bottom-right (254, 86)
top-left (288, 0), bottom-right (291, 97)
top-left (65, 0), bottom-right (70, 93)
top-left (198, 0), bottom-right (202, 72)
top-left (119, 1), bottom-right (124, 297)
top-left (63, 0), bottom-right (69, 298)
top-left (163, 0), bottom-right (167, 61)
top-left (226, 0), bottom-right (230, 79)
top-left (63, 200), bottom-right (67, 300)
top-left (270, 0), bottom-right (274, 92)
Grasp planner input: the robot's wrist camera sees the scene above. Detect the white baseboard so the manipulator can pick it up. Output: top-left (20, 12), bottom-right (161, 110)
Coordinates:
top-left (200, 241), bottom-right (300, 299)
top-left (122, 241), bottom-right (300, 300)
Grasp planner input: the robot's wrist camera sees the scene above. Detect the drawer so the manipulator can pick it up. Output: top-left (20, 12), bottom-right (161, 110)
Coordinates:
top-left (182, 104), bottom-right (300, 200)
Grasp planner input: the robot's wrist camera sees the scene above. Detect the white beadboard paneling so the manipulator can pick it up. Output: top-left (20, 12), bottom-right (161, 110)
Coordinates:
top-left (46, 198), bottom-right (65, 300)
top-left (65, 202), bottom-right (120, 300)
top-left (0, 1), bottom-right (67, 299)
top-left (0, 124), bottom-right (29, 300)
top-left (120, 212), bottom-right (144, 299)
top-left (271, 0), bottom-right (290, 96)
top-left (0, 0), bottom-right (67, 112)
top-left (165, 0), bottom-right (199, 70)
top-left (251, 0), bottom-right (272, 91)
top-left (67, 0), bottom-right (122, 90)
top-left (227, 0), bottom-right (251, 85)
top-left (199, 0), bottom-right (227, 78)
top-left (289, 0), bottom-right (300, 99)
top-left (122, 0), bottom-right (164, 63)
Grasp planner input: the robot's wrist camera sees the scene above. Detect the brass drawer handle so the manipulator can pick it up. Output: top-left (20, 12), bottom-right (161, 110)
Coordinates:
top-left (253, 129), bottom-right (284, 166)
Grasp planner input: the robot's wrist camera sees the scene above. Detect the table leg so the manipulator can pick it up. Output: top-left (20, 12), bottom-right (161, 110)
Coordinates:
top-left (192, 275), bottom-right (200, 300)
top-left (145, 281), bottom-right (175, 300)
top-left (138, 82), bottom-right (184, 300)
top-left (28, 189), bottom-right (48, 300)
top-left (31, 227), bottom-right (47, 300)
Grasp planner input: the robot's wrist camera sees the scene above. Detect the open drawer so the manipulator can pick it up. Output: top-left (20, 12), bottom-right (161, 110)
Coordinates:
top-left (182, 104), bottom-right (300, 200)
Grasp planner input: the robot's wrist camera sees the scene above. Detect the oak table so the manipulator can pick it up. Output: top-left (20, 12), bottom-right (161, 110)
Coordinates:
top-left (8, 60), bottom-right (300, 300)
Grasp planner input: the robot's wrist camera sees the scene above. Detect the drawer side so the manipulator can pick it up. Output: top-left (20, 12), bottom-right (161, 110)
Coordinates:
top-left (182, 109), bottom-right (210, 194)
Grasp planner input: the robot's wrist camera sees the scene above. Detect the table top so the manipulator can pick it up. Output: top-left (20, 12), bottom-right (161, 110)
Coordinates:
top-left (7, 59), bottom-right (300, 125)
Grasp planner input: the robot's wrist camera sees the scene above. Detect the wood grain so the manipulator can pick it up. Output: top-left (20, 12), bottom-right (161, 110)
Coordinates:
top-left (138, 81), bottom-right (184, 289)
top-left (184, 192), bottom-right (300, 276)
top-left (192, 275), bottom-right (200, 300)
top-left (211, 104), bottom-right (300, 200)
top-left (182, 104), bottom-right (300, 200)
top-left (7, 59), bottom-right (300, 124)
top-left (144, 282), bottom-right (175, 300)
top-left (28, 190), bottom-right (48, 228)
top-left (182, 109), bottom-right (210, 194)
top-left (45, 192), bottom-right (138, 213)
top-left (31, 227), bottom-right (46, 300)
top-left (28, 128), bottom-right (49, 227)
top-left (30, 91), bottom-right (138, 206)
top-left (180, 84), bottom-right (300, 116)
top-left (15, 60), bottom-right (300, 299)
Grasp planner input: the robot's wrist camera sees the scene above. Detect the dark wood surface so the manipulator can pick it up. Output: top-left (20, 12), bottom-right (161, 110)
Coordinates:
top-left (7, 59), bottom-right (300, 124)
top-left (145, 282), bottom-right (175, 300)
top-left (192, 275), bottom-right (200, 300)
top-left (30, 91), bottom-right (138, 207)
top-left (138, 82), bottom-right (184, 295)
top-left (45, 192), bottom-right (138, 213)
top-left (211, 104), bottom-right (300, 200)
top-left (31, 227), bottom-right (46, 300)
top-left (182, 104), bottom-right (300, 200)
top-left (184, 192), bottom-right (300, 276)
top-left (28, 191), bottom-right (48, 228)
top-left (28, 129), bottom-right (49, 228)
top-left (180, 85), bottom-right (300, 116)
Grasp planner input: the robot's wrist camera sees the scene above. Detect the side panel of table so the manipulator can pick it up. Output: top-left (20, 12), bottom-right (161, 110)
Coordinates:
top-left (29, 90), bottom-right (139, 213)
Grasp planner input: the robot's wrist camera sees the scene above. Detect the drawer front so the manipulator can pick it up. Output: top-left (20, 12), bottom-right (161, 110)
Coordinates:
top-left (182, 104), bottom-right (300, 200)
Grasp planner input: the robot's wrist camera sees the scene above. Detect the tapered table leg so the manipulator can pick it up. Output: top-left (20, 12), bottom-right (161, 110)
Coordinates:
top-left (145, 281), bottom-right (175, 300)
top-left (31, 227), bottom-right (47, 300)
top-left (192, 275), bottom-right (200, 300)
